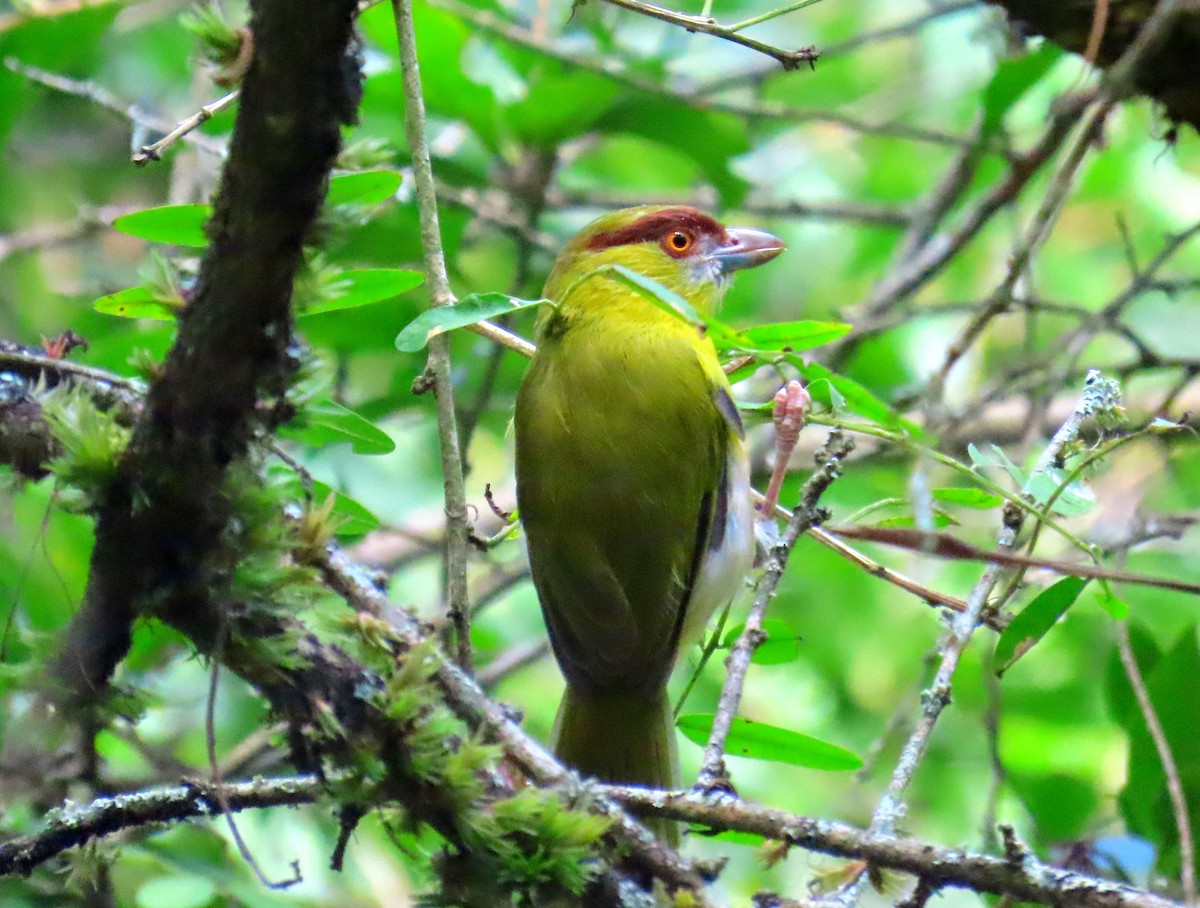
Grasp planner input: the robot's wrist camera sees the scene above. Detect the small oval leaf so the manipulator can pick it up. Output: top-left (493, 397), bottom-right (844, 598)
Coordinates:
top-left (994, 576), bottom-right (1089, 676)
top-left (677, 714), bottom-right (861, 771)
top-left (93, 286), bottom-right (182, 321)
top-left (279, 400), bottom-right (395, 455)
top-left (721, 618), bottom-right (801, 665)
top-left (299, 268), bottom-right (424, 317)
top-left (396, 293), bottom-right (549, 353)
top-left (112, 204), bottom-right (210, 247)
top-left (931, 487), bottom-right (1004, 509)
top-left (735, 320), bottom-right (853, 352)
top-left (327, 169), bottom-right (403, 207)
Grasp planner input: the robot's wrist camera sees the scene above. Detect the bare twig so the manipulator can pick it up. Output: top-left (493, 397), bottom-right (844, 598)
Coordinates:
top-left (867, 370), bottom-right (1113, 848)
top-left (391, 0), bottom-right (473, 672)
top-left (698, 0), bottom-right (978, 90)
top-left (596, 0), bottom-right (820, 71)
top-left (694, 431), bottom-right (853, 793)
top-left (4, 58), bottom-right (227, 159)
top-left (132, 90), bottom-right (240, 166)
top-left (0, 775), bottom-right (323, 876)
top-left (1115, 619), bottom-right (1195, 903)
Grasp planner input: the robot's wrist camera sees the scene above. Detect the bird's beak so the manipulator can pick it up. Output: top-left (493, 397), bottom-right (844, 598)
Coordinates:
top-left (709, 227), bottom-right (785, 275)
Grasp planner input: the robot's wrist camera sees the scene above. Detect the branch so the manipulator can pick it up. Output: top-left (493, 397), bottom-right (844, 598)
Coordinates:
top-left (695, 431), bottom-right (854, 793)
top-left (985, 0), bottom-right (1200, 132)
top-left (602, 786), bottom-right (1184, 908)
top-left (865, 371), bottom-right (1119, 844)
top-left (595, 0), bottom-right (820, 71)
top-left (0, 775), bottom-right (321, 876)
top-left (52, 0), bottom-right (362, 699)
top-left (392, 0), bottom-right (474, 672)
top-left (3, 58), bottom-right (228, 160)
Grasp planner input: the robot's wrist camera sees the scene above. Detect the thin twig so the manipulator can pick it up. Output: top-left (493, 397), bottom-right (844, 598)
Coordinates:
top-left (694, 431), bottom-right (853, 793)
top-left (4, 57), bottom-right (227, 159)
top-left (697, 0), bottom-right (977, 91)
top-left (132, 90), bottom-right (240, 166)
top-left (428, 0), bottom-right (971, 150)
top-left (1115, 619), bottom-right (1195, 903)
top-left (867, 370), bottom-right (1112, 848)
top-left (596, 0), bottom-right (820, 71)
top-left (392, 0), bottom-right (474, 672)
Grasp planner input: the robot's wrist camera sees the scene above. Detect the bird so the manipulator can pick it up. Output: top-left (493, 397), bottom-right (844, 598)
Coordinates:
top-left (513, 206), bottom-right (785, 838)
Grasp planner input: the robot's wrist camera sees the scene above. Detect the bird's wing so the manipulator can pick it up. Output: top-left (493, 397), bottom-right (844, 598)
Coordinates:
top-left (515, 330), bottom-right (728, 694)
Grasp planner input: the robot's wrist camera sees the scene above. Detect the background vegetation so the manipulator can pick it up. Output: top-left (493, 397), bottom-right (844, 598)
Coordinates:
top-left (1, 0), bottom-right (1199, 905)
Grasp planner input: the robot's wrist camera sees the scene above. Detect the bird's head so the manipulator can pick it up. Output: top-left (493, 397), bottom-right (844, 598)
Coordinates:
top-left (545, 206), bottom-right (784, 317)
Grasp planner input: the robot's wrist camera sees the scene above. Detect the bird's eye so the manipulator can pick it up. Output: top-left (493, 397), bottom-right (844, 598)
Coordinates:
top-left (665, 230), bottom-right (693, 255)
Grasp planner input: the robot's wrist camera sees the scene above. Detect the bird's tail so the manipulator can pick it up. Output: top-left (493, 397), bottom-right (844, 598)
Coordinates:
top-left (553, 686), bottom-right (679, 842)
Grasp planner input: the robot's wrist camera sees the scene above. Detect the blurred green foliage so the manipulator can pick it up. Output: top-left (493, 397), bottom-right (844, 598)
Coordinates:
top-left (2, 0), bottom-right (1200, 904)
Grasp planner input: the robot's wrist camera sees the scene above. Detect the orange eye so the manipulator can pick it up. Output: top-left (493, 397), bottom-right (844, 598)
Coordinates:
top-left (665, 230), bottom-right (693, 255)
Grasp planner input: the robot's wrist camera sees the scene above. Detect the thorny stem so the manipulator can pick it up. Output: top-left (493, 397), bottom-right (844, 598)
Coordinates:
top-left (694, 431), bottom-right (853, 794)
top-left (392, 0), bottom-right (474, 672)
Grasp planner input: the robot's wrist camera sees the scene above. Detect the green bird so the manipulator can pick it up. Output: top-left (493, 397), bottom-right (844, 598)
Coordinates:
top-left (514, 206), bottom-right (785, 831)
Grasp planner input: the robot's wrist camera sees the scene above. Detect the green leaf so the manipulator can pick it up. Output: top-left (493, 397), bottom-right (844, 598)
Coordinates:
top-left (599, 265), bottom-right (701, 324)
top-left (136, 874), bottom-right (216, 908)
top-left (279, 400), bottom-right (395, 455)
top-left (677, 714), bottom-right (861, 771)
top-left (1025, 467), bottom-right (1096, 517)
top-left (396, 293), bottom-right (549, 353)
top-left (1094, 587), bottom-right (1131, 620)
top-left (1117, 626), bottom-right (1200, 876)
top-left (931, 487), bottom-right (1003, 509)
top-left (969, 442), bottom-right (1026, 487)
top-left (326, 169), bottom-right (403, 207)
top-left (721, 618), bottom-right (802, 665)
top-left (1010, 771), bottom-right (1098, 843)
top-left (733, 320), bottom-right (853, 353)
top-left (1105, 622), bottom-right (1159, 724)
top-left (795, 360), bottom-right (923, 439)
top-left (93, 286), bottom-right (182, 321)
top-left (299, 268), bottom-right (424, 317)
top-left (982, 43), bottom-right (1063, 136)
top-left (111, 204), bottom-right (210, 247)
top-left (283, 479), bottom-right (380, 538)
top-left (994, 577), bottom-right (1088, 675)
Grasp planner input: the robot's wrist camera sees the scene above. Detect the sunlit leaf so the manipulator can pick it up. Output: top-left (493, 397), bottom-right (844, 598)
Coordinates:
top-left (994, 577), bottom-right (1088, 675)
top-left (677, 714), bottom-right (861, 770)
top-left (720, 618), bottom-right (802, 665)
top-left (135, 874), bottom-right (216, 908)
top-left (1094, 587), bottom-right (1131, 620)
top-left (1025, 467), bottom-right (1096, 517)
top-left (969, 442), bottom-right (1026, 487)
top-left (304, 480), bottom-right (380, 537)
top-left (931, 487), bottom-right (1003, 509)
top-left (112, 204), bottom-right (210, 247)
top-left (93, 286), bottom-right (182, 321)
top-left (300, 268), bottom-right (424, 317)
top-left (733, 320), bottom-right (853, 352)
top-left (396, 293), bottom-right (548, 353)
top-left (982, 43), bottom-right (1062, 136)
top-left (326, 169), bottom-right (403, 207)
top-left (279, 400), bottom-right (395, 455)
top-left (796, 360), bottom-right (923, 439)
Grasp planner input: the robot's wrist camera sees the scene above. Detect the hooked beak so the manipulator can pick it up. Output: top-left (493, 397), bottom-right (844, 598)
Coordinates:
top-left (709, 227), bottom-right (785, 276)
